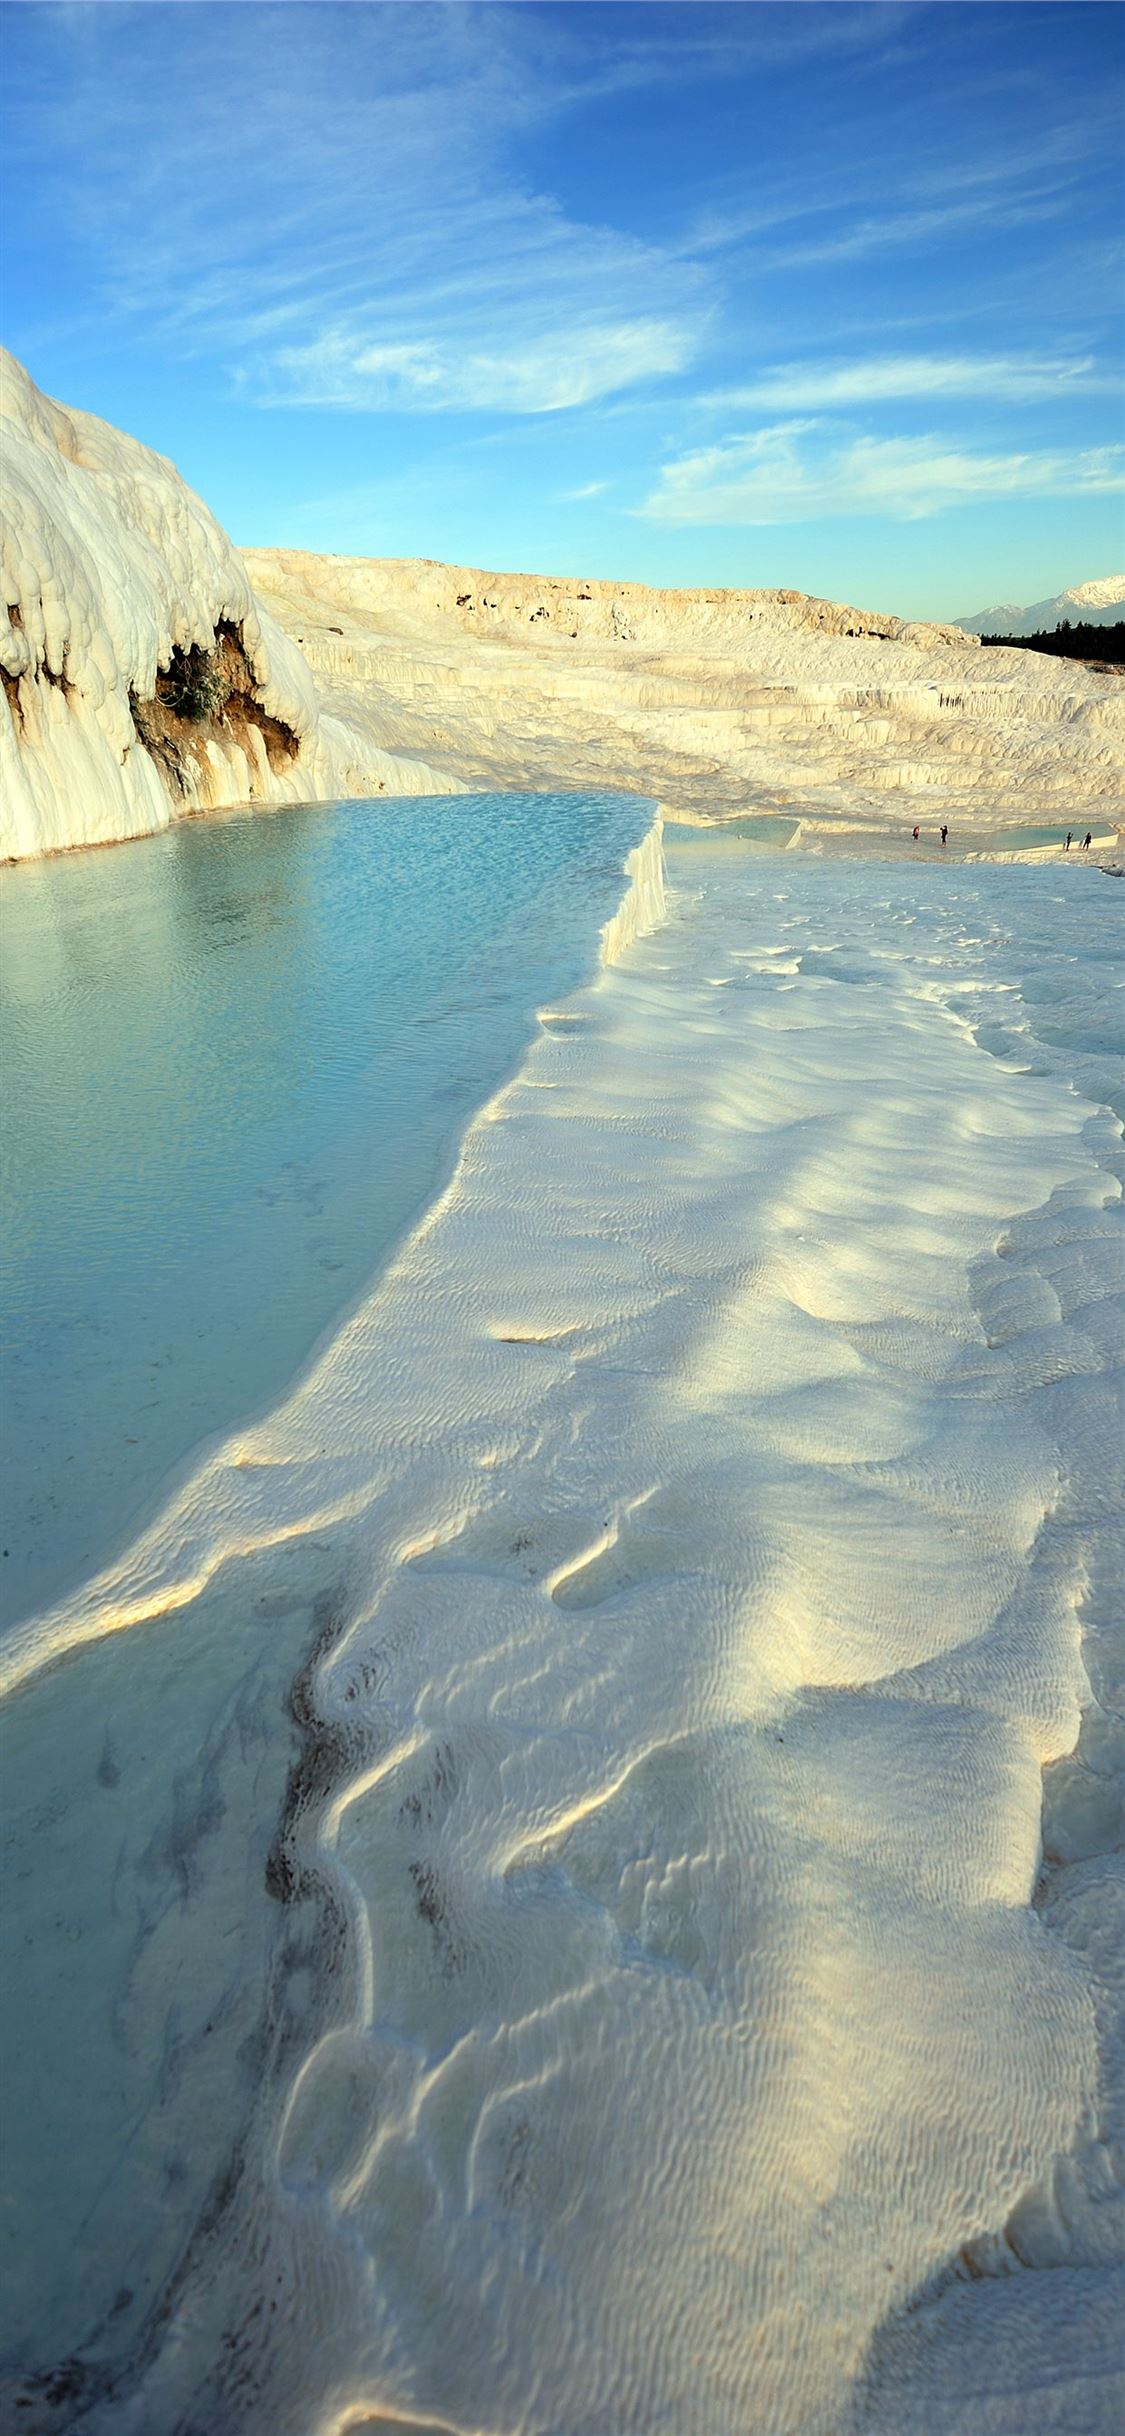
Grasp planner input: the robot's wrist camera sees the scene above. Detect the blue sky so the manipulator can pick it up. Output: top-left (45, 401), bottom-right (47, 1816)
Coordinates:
top-left (3, 1), bottom-right (1122, 618)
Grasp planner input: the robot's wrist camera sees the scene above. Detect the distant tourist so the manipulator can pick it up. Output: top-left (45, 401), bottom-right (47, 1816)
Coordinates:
top-left (940, 824), bottom-right (948, 847)
top-left (1065, 831), bottom-right (1072, 852)
top-left (912, 825), bottom-right (920, 841)
top-left (1083, 832), bottom-right (1093, 852)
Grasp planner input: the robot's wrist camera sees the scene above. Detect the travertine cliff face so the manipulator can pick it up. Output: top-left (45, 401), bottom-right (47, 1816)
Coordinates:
top-left (246, 551), bottom-right (976, 651)
top-left (3, 347), bottom-right (1122, 859)
top-left (245, 547), bottom-right (1125, 838)
top-left (0, 354), bottom-right (457, 860)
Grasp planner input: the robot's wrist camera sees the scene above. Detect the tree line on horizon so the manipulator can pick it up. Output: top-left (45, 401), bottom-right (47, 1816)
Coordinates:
top-left (979, 620), bottom-right (1125, 666)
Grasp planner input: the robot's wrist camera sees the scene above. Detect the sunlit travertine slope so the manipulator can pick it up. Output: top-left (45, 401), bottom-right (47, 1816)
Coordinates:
top-left (245, 545), bottom-right (1125, 840)
top-left (0, 352), bottom-right (457, 859)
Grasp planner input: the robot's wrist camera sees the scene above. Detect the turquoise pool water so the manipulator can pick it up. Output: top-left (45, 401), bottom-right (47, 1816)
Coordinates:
top-left (664, 815), bottom-right (798, 848)
top-left (963, 823), bottom-right (1112, 852)
top-left (0, 791), bottom-right (653, 1627)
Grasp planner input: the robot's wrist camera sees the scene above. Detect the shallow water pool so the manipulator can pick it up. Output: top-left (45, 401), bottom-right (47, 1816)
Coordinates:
top-left (665, 814), bottom-right (799, 848)
top-left (0, 790), bottom-right (653, 1626)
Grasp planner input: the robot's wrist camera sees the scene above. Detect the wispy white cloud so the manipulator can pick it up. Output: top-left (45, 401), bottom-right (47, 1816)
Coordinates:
top-left (907, 107), bottom-right (1122, 202)
top-left (638, 422), bottom-right (1124, 525)
top-left (767, 189), bottom-right (1070, 270)
top-left (5, 0), bottom-right (1121, 497)
top-left (268, 322), bottom-right (693, 415)
top-left (523, 0), bottom-right (917, 111)
top-left (675, 100), bottom-right (1122, 267)
top-left (12, 4), bottom-right (709, 412)
top-left (704, 352), bottom-right (1111, 413)
top-left (562, 481), bottom-right (610, 502)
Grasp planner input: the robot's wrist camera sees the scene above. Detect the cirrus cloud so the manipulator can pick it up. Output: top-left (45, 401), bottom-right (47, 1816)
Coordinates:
top-left (703, 351), bottom-right (1111, 413)
top-left (638, 421), bottom-right (1125, 523)
top-left (267, 318), bottom-right (697, 415)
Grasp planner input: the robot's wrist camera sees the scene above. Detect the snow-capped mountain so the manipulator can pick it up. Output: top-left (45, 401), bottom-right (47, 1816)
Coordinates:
top-left (956, 576), bottom-right (1125, 637)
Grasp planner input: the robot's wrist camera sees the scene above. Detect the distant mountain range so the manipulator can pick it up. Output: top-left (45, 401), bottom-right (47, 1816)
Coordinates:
top-left (955, 576), bottom-right (1125, 637)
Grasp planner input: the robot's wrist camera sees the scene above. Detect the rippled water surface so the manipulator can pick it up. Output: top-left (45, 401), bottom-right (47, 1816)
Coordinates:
top-left (0, 791), bottom-right (651, 1625)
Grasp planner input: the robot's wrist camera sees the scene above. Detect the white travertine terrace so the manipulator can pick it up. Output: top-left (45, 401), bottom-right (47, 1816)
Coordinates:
top-left (1, 353), bottom-right (1122, 2433)
top-left (245, 545), bottom-right (1125, 840)
top-left (3, 349), bottom-right (1121, 861)
top-left (5, 843), bottom-right (1120, 2434)
top-left (0, 352), bottom-right (457, 861)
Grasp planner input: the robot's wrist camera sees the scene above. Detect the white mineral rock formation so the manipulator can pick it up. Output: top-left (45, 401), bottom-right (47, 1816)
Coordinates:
top-left (7, 844), bottom-right (1121, 2434)
top-left (0, 352), bottom-right (456, 860)
top-left (246, 546), bottom-right (1125, 839)
top-left (3, 348), bottom-right (1123, 861)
